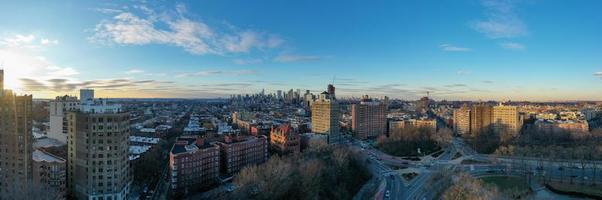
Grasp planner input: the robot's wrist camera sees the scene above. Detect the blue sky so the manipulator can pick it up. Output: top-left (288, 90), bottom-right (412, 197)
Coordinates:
top-left (0, 0), bottom-right (600, 101)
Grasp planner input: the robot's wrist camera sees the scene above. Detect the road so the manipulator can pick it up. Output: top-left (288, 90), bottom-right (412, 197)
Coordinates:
top-left (353, 136), bottom-right (602, 200)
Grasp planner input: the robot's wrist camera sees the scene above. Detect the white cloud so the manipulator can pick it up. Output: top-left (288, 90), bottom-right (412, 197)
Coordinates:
top-left (40, 38), bottom-right (59, 45)
top-left (0, 46), bottom-right (80, 91)
top-left (274, 54), bottom-right (321, 62)
top-left (472, 0), bottom-right (527, 38)
top-left (439, 44), bottom-right (471, 52)
top-left (500, 42), bottom-right (525, 50)
top-left (92, 4), bottom-right (283, 55)
top-left (594, 72), bottom-right (602, 77)
top-left (125, 69), bottom-right (145, 74)
top-left (3, 34), bottom-right (36, 45)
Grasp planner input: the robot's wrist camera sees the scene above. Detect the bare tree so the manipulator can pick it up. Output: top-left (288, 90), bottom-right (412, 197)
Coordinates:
top-left (442, 172), bottom-right (500, 200)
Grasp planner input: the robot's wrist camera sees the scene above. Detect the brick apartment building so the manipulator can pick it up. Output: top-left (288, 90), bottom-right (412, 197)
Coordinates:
top-left (216, 135), bottom-right (268, 175)
top-left (169, 136), bottom-right (220, 194)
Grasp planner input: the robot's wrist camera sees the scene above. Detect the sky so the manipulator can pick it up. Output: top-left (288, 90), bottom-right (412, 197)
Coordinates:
top-left (0, 0), bottom-right (601, 101)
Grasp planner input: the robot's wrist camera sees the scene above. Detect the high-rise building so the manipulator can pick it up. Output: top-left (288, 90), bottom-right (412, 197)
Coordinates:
top-left (311, 86), bottom-right (341, 144)
top-left (270, 124), bottom-right (301, 154)
top-left (352, 95), bottom-right (387, 139)
top-left (0, 70), bottom-right (33, 199)
top-left (32, 149), bottom-right (66, 199)
top-left (79, 89), bottom-right (94, 105)
top-left (49, 95), bottom-right (80, 143)
top-left (216, 135), bottom-right (268, 175)
top-left (470, 104), bottom-right (493, 136)
top-left (327, 84), bottom-right (336, 99)
top-left (67, 92), bottom-right (131, 200)
top-left (169, 136), bottom-right (220, 195)
top-left (453, 105), bottom-right (471, 135)
top-left (417, 96), bottom-right (430, 112)
top-left (492, 103), bottom-right (521, 135)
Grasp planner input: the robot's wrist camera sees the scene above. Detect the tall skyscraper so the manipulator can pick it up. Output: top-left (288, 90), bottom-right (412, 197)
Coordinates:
top-left (352, 95), bottom-right (386, 139)
top-left (327, 84), bottom-right (336, 99)
top-left (49, 95), bottom-right (80, 143)
top-left (67, 92), bottom-right (131, 200)
top-left (453, 105), bottom-right (471, 135)
top-left (311, 85), bottom-right (341, 144)
top-left (0, 70), bottom-right (33, 199)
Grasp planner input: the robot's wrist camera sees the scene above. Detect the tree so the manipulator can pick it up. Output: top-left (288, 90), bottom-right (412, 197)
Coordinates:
top-left (442, 173), bottom-right (500, 200)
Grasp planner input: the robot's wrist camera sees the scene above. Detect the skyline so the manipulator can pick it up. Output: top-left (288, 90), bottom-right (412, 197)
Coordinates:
top-left (0, 0), bottom-right (601, 101)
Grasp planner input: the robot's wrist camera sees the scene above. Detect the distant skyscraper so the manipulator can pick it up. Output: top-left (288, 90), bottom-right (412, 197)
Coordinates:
top-left (277, 90), bottom-right (283, 99)
top-left (49, 95), bottom-right (80, 143)
top-left (311, 85), bottom-right (341, 144)
top-left (67, 91), bottom-right (131, 200)
top-left (352, 95), bottom-right (387, 139)
top-left (327, 84), bottom-right (336, 99)
top-left (0, 70), bottom-right (33, 200)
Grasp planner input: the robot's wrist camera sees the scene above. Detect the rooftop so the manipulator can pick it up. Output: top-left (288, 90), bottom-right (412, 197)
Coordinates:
top-left (32, 149), bottom-right (66, 163)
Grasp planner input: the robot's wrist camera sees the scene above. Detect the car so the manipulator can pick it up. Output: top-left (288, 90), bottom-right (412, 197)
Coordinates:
top-left (385, 190), bottom-right (390, 198)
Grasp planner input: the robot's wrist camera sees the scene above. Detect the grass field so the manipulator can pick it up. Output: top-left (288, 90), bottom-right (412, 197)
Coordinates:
top-left (480, 176), bottom-right (530, 193)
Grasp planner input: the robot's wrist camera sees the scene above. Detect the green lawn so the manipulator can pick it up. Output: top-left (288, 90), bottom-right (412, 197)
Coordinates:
top-left (480, 176), bottom-right (530, 193)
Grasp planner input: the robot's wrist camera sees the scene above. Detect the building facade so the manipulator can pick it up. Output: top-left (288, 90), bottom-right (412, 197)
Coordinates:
top-left (492, 104), bottom-right (521, 135)
top-left (49, 95), bottom-right (80, 143)
top-left (470, 104), bottom-right (493, 137)
top-left (270, 124), bottom-right (301, 154)
top-left (388, 119), bottom-right (437, 134)
top-left (0, 70), bottom-right (33, 199)
top-left (216, 135), bottom-right (268, 175)
top-left (351, 95), bottom-right (387, 139)
top-left (453, 105), bottom-right (471, 135)
top-left (169, 136), bottom-right (220, 195)
top-left (311, 90), bottom-right (341, 144)
top-left (67, 94), bottom-right (131, 200)
top-left (32, 149), bottom-right (67, 199)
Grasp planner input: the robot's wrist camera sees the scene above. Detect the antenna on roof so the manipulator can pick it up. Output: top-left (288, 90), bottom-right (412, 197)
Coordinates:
top-left (332, 75), bottom-right (336, 85)
top-left (427, 91), bottom-right (430, 98)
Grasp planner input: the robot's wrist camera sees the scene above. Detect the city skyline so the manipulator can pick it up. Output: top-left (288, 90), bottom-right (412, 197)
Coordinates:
top-left (0, 0), bottom-right (601, 101)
